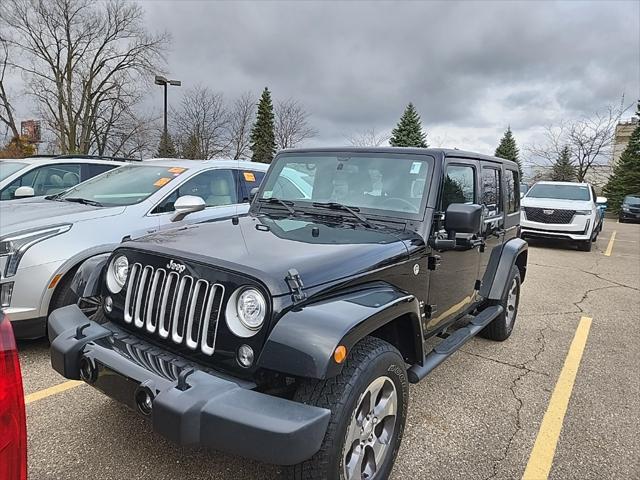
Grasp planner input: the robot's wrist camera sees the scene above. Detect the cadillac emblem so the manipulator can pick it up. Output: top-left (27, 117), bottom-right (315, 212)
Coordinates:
top-left (543, 209), bottom-right (555, 215)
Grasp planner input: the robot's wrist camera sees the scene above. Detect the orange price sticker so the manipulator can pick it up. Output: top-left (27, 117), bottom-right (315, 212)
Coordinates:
top-left (243, 171), bottom-right (256, 182)
top-left (154, 177), bottom-right (171, 187)
top-left (168, 167), bottom-right (186, 174)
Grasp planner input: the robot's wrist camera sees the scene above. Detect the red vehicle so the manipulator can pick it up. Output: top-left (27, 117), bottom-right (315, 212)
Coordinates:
top-left (0, 312), bottom-right (27, 480)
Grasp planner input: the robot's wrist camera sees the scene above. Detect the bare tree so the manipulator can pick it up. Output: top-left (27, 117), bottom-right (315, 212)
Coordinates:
top-left (527, 105), bottom-right (627, 182)
top-left (1, 0), bottom-right (168, 154)
top-left (0, 35), bottom-right (19, 140)
top-left (274, 98), bottom-right (316, 149)
top-left (227, 92), bottom-right (255, 160)
top-left (173, 86), bottom-right (229, 159)
top-left (346, 127), bottom-right (389, 147)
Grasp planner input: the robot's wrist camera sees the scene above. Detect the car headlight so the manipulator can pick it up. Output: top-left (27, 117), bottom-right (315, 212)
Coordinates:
top-left (0, 225), bottom-right (72, 277)
top-left (225, 287), bottom-right (268, 337)
top-left (622, 206), bottom-right (630, 212)
top-left (106, 255), bottom-right (129, 294)
top-left (237, 288), bottom-right (266, 331)
top-left (574, 210), bottom-right (592, 215)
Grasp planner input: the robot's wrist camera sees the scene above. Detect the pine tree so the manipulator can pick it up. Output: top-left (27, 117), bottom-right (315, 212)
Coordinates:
top-left (604, 122), bottom-right (640, 212)
top-left (551, 145), bottom-right (576, 181)
top-left (389, 103), bottom-right (428, 148)
top-left (181, 133), bottom-right (200, 159)
top-left (250, 87), bottom-right (276, 164)
top-left (156, 131), bottom-right (177, 158)
top-left (495, 127), bottom-right (522, 176)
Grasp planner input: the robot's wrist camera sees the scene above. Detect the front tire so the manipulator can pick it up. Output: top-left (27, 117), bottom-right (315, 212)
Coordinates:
top-left (480, 265), bottom-right (521, 341)
top-left (283, 337), bottom-right (408, 480)
top-left (578, 239), bottom-right (593, 252)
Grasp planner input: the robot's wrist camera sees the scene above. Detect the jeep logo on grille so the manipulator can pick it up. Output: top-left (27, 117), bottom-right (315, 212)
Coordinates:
top-left (543, 209), bottom-right (555, 215)
top-left (166, 259), bottom-right (186, 273)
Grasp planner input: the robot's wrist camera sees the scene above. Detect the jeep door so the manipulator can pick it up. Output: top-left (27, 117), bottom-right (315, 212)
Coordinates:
top-left (478, 161), bottom-right (506, 278)
top-left (426, 159), bottom-right (481, 332)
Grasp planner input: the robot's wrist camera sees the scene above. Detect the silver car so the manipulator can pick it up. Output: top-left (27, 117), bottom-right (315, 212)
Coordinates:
top-left (0, 155), bottom-right (127, 200)
top-left (0, 158), bottom-right (268, 338)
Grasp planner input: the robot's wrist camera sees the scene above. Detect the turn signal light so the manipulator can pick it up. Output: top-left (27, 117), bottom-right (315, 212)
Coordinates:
top-left (0, 313), bottom-right (27, 480)
top-left (334, 345), bottom-right (347, 364)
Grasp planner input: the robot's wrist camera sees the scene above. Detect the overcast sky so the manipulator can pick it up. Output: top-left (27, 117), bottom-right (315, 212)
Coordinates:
top-left (8, 0), bottom-right (640, 158)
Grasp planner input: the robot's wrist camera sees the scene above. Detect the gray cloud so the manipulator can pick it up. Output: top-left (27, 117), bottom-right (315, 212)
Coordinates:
top-left (8, 0), bottom-right (640, 155)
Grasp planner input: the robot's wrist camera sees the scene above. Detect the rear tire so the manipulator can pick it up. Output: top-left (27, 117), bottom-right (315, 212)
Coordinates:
top-left (480, 265), bottom-right (521, 341)
top-left (283, 337), bottom-right (408, 480)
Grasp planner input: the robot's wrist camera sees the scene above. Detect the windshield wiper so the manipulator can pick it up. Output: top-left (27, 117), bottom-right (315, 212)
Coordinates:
top-left (257, 197), bottom-right (296, 215)
top-left (312, 202), bottom-right (375, 228)
top-left (63, 197), bottom-right (104, 207)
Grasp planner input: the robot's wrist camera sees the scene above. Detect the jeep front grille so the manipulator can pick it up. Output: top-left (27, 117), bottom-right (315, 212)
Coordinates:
top-left (524, 207), bottom-right (575, 224)
top-left (123, 263), bottom-right (225, 356)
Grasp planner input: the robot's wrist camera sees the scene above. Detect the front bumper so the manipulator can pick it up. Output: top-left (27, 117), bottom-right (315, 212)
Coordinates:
top-left (48, 305), bottom-right (331, 465)
top-left (620, 210), bottom-right (640, 221)
top-left (520, 216), bottom-right (593, 241)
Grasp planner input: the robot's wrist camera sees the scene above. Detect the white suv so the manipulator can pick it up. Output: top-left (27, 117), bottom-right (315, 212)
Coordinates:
top-left (520, 181), bottom-right (605, 251)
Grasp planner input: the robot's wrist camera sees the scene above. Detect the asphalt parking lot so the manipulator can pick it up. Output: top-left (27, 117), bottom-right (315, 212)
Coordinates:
top-left (18, 218), bottom-right (640, 480)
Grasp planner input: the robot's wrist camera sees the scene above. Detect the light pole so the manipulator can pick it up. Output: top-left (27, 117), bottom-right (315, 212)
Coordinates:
top-left (154, 75), bottom-right (181, 138)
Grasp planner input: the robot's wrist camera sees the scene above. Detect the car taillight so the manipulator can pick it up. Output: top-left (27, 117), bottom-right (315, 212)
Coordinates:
top-left (0, 313), bottom-right (27, 480)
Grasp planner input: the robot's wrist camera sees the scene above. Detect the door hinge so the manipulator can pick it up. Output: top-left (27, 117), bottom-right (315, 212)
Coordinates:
top-left (285, 268), bottom-right (307, 302)
top-left (428, 255), bottom-right (441, 271)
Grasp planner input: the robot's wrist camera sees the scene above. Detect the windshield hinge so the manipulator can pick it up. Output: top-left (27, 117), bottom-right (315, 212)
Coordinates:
top-left (285, 268), bottom-right (307, 302)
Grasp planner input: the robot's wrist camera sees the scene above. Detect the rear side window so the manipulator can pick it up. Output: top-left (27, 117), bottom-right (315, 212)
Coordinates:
top-left (239, 170), bottom-right (266, 202)
top-left (85, 163), bottom-right (117, 179)
top-left (442, 165), bottom-right (476, 209)
top-left (505, 169), bottom-right (519, 214)
top-left (481, 167), bottom-right (501, 215)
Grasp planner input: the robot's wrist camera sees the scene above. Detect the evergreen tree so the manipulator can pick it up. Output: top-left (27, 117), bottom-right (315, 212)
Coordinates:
top-left (604, 122), bottom-right (640, 212)
top-left (250, 87), bottom-right (276, 164)
top-left (551, 145), bottom-right (576, 181)
top-left (495, 126), bottom-right (522, 176)
top-left (156, 131), bottom-right (176, 158)
top-left (389, 103), bottom-right (428, 148)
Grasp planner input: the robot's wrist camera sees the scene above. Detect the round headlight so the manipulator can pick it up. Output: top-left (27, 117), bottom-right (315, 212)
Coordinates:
top-left (236, 288), bottom-right (266, 331)
top-left (106, 255), bottom-right (129, 294)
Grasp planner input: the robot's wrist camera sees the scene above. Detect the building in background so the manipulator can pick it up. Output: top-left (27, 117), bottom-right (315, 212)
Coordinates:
top-left (611, 117), bottom-right (638, 167)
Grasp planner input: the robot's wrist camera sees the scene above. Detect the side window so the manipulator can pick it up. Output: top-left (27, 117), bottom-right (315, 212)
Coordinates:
top-left (481, 167), bottom-right (501, 216)
top-left (1, 168), bottom-right (38, 199)
top-left (442, 164), bottom-right (476, 209)
top-left (153, 169), bottom-right (238, 214)
top-left (85, 163), bottom-right (116, 180)
top-left (239, 170), bottom-right (266, 202)
top-left (21, 164), bottom-right (81, 196)
top-left (505, 169), bottom-right (519, 214)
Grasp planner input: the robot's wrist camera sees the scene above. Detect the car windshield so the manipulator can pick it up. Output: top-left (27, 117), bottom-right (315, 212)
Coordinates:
top-left (623, 195), bottom-right (640, 205)
top-left (259, 153), bottom-right (432, 216)
top-left (526, 183), bottom-right (590, 201)
top-left (58, 164), bottom-right (187, 206)
top-left (0, 162), bottom-right (27, 181)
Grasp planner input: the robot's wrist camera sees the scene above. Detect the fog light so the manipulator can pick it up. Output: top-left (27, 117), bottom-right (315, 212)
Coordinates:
top-left (135, 387), bottom-right (154, 416)
top-left (104, 295), bottom-right (113, 313)
top-left (0, 282), bottom-right (13, 308)
top-left (79, 357), bottom-right (97, 384)
top-left (237, 344), bottom-right (254, 368)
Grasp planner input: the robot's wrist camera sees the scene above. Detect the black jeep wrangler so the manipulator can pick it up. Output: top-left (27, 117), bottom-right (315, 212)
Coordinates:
top-left (49, 148), bottom-right (527, 480)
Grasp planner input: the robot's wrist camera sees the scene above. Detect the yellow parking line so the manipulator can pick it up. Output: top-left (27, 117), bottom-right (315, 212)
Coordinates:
top-left (604, 231), bottom-right (617, 256)
top-left (522, 316), bottom-right (593, 480)
top-left (24, 380), bottom-right (84, 405)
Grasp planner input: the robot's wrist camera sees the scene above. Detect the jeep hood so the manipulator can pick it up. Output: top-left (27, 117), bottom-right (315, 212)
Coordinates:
top-left (0, 199), bottom-right (125, 234)
top-left (127, 214), bottom-right (414, 295)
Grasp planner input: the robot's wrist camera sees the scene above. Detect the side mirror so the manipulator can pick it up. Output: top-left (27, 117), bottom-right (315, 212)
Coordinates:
top-left (596, 196), bottom-right (607, 205)
top-left (445, 203), bottom-right (483, 234)
top-left (14, 186), bottom-right (35, 198)
top-left (249, 187), bottom-right (259, 202)
top-left (171, 195), bottom-right (206, 222)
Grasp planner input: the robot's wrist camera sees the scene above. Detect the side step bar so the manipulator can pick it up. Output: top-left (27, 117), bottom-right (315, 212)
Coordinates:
top-left (407, 305), bottom-right (504, 384)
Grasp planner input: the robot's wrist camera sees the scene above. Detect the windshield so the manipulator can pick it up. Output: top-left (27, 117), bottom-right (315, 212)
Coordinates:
top-left (526, 183), bottom-right (591, 201)
top-left (0, 162), bottom-right (27, 182)
top-left (259, 153), bottom-right (432, 216)
top-left (623, 195), bottom-right (640, 205)
top-left (59, 164), bottom-right (187, 206)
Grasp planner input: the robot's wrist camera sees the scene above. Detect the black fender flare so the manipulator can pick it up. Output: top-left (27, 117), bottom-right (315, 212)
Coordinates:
top-left (69, 253), bottom-right (110, 299)
top-left (480, 237), bottom-right (528, 300)
top-left (257, 284), bottom-right (423, 379)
